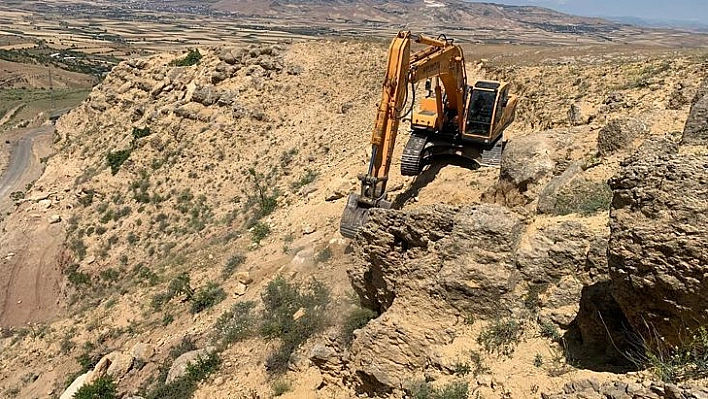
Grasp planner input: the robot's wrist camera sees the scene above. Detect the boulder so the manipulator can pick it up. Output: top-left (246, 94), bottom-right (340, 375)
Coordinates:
top-left (516, 220), bottom-right (605, 285)
top-left (597, 118), bottom-right (649, 156)
top-left (499, 127), bottom-right (582, 197)
top-left (131, 343), bottom-right (155, 362)
top-left (166, 347), bottom-right (216, 384)
top-left (608, 153), bottom-right (708, 347)
top-left (60, 372), bottom-right (90, 399)
top-left (536, 163), bottom-right (583, 215)
top-left (682, 90), bottom-right (708, 146)
top-left (191, 85), bottom-right (219, 106)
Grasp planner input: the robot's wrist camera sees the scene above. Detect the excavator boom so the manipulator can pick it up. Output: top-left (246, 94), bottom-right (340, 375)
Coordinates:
top-left (340, 31), bottom-right (516, 238)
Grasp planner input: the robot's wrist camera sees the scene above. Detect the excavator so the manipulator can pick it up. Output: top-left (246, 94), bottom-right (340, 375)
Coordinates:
top-left (339, 31), bottom-right (518, 238)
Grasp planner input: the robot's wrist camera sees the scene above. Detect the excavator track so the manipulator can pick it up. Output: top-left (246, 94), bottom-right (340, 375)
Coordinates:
top-left (401, 133), bottom-right (428, 176)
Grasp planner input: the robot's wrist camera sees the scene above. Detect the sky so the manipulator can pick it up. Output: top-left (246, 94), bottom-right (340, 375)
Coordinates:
top-left (470, 0), bottom-right (708, 23)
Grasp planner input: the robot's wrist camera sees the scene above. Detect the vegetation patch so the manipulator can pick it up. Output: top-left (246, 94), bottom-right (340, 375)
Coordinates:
top-left (553, 180), bottom-right (613, 216)
top-left (170, 49), bottom-right (202, 67)
top-left (272, 379), bottom-right (292, 396)
top-left (477, 318), bottom-right (524, 357)
top-left (251, 222), bottom-right (271, 244)
top-left (633, 327), bottom-right (708, 383)
top-left (132, 126), bottom-right (152, 140)
top-left (190, 282), bottom-right (227, 314)
top-left (144, 352), bottom-right (220, 399)
top-left (73, 376), bottom-right (117, 399)
top-left (106, 148), bottom-right (132, 175)
top-left (213, 301), bottom-right (257, 347)
top-left (222, 253), bottom-right (246, 279)
top-left (407, 380), bottom-right (469, 399)
top-left (260, 277), bottom-right (331, 374)
top-left (341, 306), bottom-right (377, 346)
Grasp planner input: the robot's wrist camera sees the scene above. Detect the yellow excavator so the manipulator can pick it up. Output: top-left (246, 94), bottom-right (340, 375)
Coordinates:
top-left (340, 31), bottom-right (518, 238)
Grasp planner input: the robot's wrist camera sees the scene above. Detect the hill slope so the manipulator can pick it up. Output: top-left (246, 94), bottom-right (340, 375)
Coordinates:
top-left (0, 40), bottom-right (706, 398)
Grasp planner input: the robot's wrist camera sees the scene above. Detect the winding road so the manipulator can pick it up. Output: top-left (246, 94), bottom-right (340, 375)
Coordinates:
top-left (0, 125), bottom-right (54, 212)
top-left (0, 125), bottom-right (64, 327)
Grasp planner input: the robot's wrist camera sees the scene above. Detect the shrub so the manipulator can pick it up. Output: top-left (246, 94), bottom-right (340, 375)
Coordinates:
top-left (9, 191), bottom-right (24, 201)
top-left (65, 263), bottom-right (91, 287)
top-left (246, 168), bottom-right (279, 221)
top-left (272, 379), bottom-right (292, 396)
top-left (170, 49), bottom-right (202, 67)
top-left (469, 350), bottom-right (490, 376)
top-left (341, 306), bottom-right (377, 346)
top-left (539, 320), bottom-right (562, 342)
top-left (408, 380), bottom-right (469, 399)
top-left (291, 169), bottom-right (318, 190)
top-left (73, 376), bottom-right (117, 399)
top-left (260, 277), bottom-right (331, 374)
top-left (477, 318), bottom-right (524, 356)
top-left (132, 126), bottom-right (152, 140)
top-left (315, 247), bottom-right (333, 263)
top-left (222, 253), bottom-right (246, 279)
top-left (190, 282), bottom-right (227, 314)
top-left (251, 222), bottom-right (270, 244)
top-left (633, 326), bottom-right (708, 383)
top-left (145, 352), bottom-right (220, 399)
top-left (534, 353), bottom-right (544, 368)
top-left (553, 180), bottom-right (613, 216)
top-left (106, 149), bottom-right (132, 175)
top-left (213, 301), bottom-right (256, 347)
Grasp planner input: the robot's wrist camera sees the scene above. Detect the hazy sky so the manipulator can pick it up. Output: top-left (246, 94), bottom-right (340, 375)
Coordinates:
top-left (470, 0), bottom-right (708, 22)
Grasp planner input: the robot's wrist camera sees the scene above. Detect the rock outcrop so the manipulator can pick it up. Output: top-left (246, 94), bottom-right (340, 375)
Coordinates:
top-left (608, 153), bottom-right (708, 347)
top-left (597, 118), bottom-right (649, 156)
top-left (346, 203), bottom-right (609, 394)
top-left (543, 378), bottom-right (708, 399)
top-left (682, 90), bottom-right (708, 146)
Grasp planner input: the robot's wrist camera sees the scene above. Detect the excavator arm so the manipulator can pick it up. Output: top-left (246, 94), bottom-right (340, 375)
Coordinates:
top-left (340, 31), bottom-right (468, 238)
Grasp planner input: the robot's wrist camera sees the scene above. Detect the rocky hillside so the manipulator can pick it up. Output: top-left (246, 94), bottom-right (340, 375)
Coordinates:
top-left (0, 39), bottom-right (706, 399)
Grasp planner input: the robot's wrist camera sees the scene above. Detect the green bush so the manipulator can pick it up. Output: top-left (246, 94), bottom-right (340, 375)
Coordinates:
top-left (222, 253), bottom-right (246, 279)
top-left (291, 169), bottom-right (318, 190)
top-left (213, 301), bottom-right (257, 347)
top-left (252, 222), bottom-right (271, 244)
top-left (408, 380), bottom-right (469, 399)
top-left (73, 376), bottom-right (117, 399)
top-left (553, 180), bottom-right (613, 216)
top-left (477, 318), bottom-right (524, 356)
top-left (170, 49), bottom-right (202, 67)
top-left (272, 379), bottom-right (292, 396)
top-left (246, 168), bottom-right (279, 222)
top-left (107, 149), bottom-right (132, 175)
top-left (145, 352), bottom-right (220, 399)
top-left (635, 326), bottom-right (708, 383)
top-left (341, 306), bottom-right (377, 346)
top-left (539, 320), bottom-right (562, 342)
top-left (261, 277), bottom-right (330, 374)
top-left (315, 247), bottom-right (333, 263)
top-left (132, 126), bottom-right (152, 140)
top-left (190, 282), bottom-right (227, 314)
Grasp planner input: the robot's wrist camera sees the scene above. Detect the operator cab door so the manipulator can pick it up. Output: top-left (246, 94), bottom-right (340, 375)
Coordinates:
top-left (464, 81), bottom-right (500, 141)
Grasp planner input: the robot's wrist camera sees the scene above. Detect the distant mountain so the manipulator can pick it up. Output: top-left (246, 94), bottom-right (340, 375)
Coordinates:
top-left (213, 0), bottom-right (625, 32)
top-left (606, 16), bottom-right (708, 32)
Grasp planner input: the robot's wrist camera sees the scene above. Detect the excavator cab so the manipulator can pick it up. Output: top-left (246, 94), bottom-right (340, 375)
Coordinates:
top-left (463, 81), bottom-right (516, 144)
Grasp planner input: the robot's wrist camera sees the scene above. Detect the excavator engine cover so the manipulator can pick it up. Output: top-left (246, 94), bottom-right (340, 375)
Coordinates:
top-left (340, 193), bottom-right (392, 238)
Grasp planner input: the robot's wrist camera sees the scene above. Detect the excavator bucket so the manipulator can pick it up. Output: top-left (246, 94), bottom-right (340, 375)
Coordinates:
top-left (339, 194), bottom-right (392, 238)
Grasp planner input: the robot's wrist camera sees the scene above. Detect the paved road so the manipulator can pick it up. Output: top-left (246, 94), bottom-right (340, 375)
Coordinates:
top-left (0, 125), bottom-right (53, 209)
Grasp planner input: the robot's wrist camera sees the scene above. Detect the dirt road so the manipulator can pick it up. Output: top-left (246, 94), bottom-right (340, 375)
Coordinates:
top-left (0, 125), bottom-right (54, 212)
top-left (0, 125), bottom-right (64, 327)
